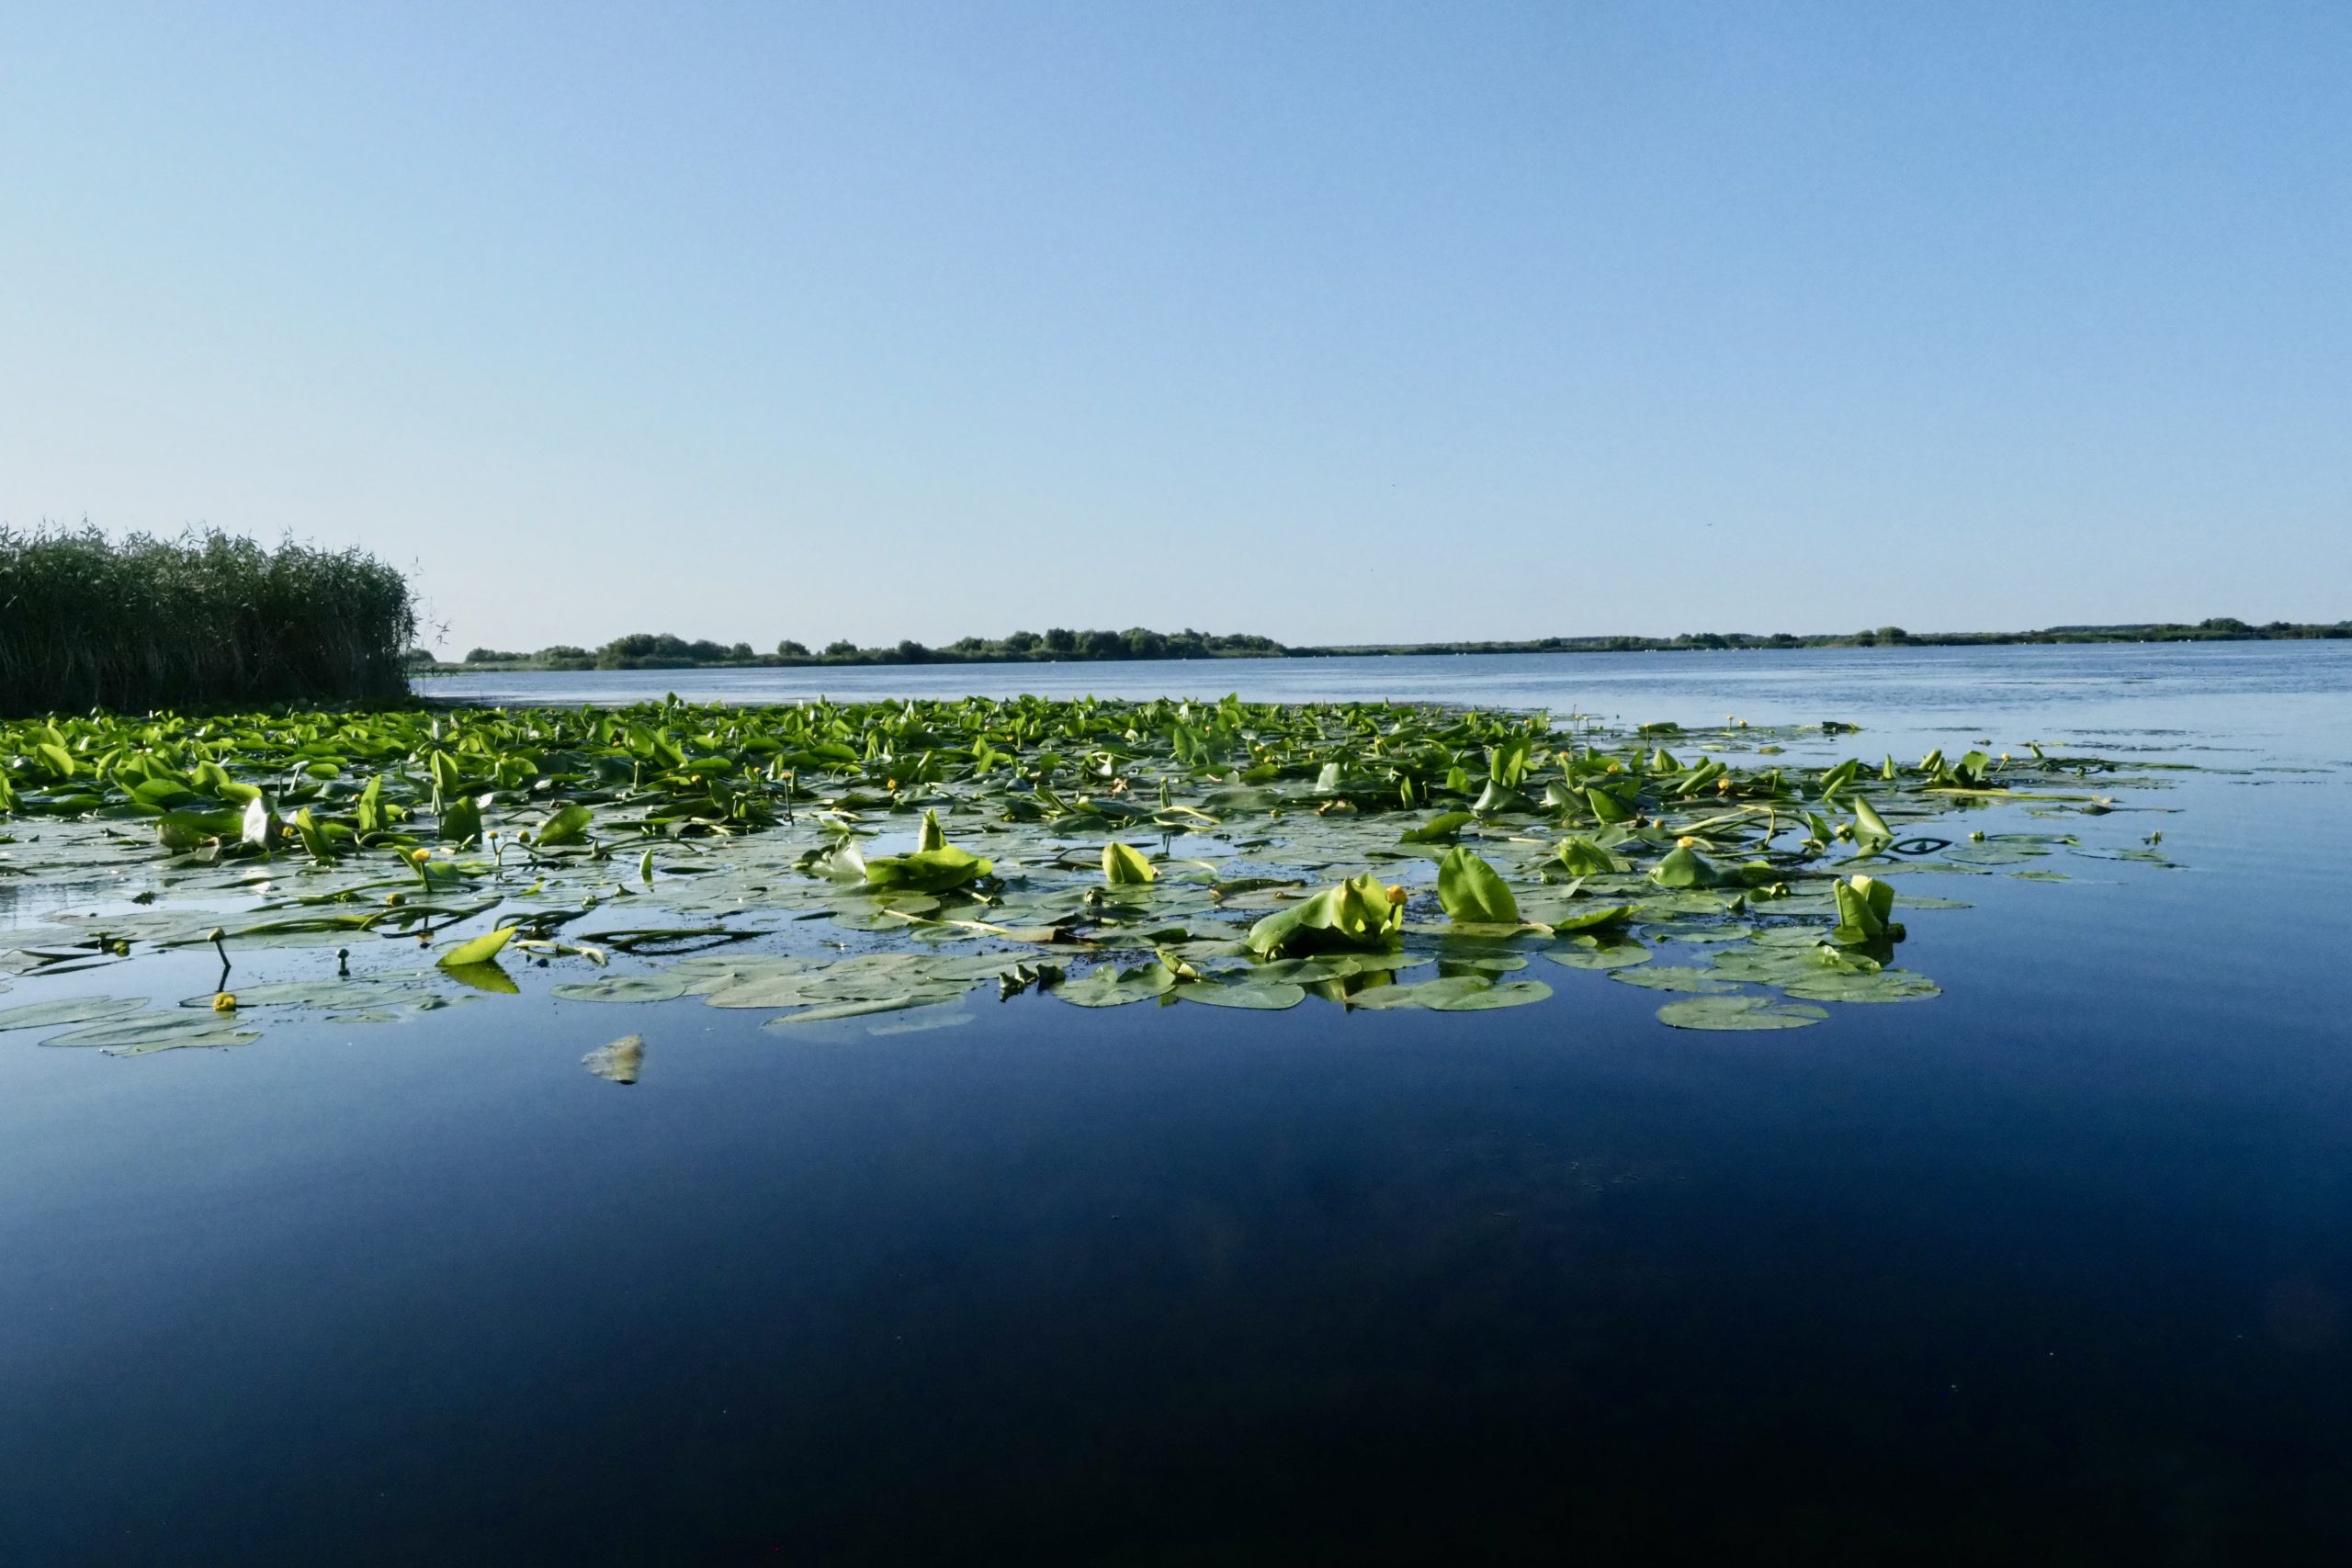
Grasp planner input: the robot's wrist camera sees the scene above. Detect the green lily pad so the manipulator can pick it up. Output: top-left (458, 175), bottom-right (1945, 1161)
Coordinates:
top-left (1342, 975), bottom-right (1498, 1010)
top-left (1656, 994), bottom-right (1828, 1031)
top-left (1544, 939), bottom-right (1652, 971)
top-left (1751, 925), bottom-right (1837, 948)
top-left (178, 978), bottom-right (429, 1010)
top-left (552, 975), bottom-right (692, 1004)
top-left (1251, 952), bottom-right (1404, 984)
top-left (1049, 963), bottom-right (1177, 1008)
top-left (858, 1009), bottom-right (974, 1036)
top-left (43, 1011), bottom-right (263, 1048)
top-left (1435, 953), bottom-right (1529, 976)
top-left (103, 1029), bottom-right (262, 1055)
top-left (1606, 965), bottom-right (1735, 994)
top-left (1427, 978), bottom-right (1552, 1010)
top-left (1179, 978), bottom-right (1307, 1010)
top-left (766, 992), bottom-right (967, 1026)
top-left (0, 995), bottom-right (151, 1032)
top-left (1545, 902), bottom-right (1633, 932)
top-left (1779, 968), bottom-right (1942, 1004)
top-left (1643, 923), bottom-right (1756, 944)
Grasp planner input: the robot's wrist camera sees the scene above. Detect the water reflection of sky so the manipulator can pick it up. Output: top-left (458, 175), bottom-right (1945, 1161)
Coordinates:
top-left (421, 640), bottom-right (2352, 766)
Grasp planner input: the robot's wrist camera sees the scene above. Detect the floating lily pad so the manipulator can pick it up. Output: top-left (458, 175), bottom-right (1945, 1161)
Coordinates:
top-left (1252, 952), bottom-right (1404, 984)
top-left (552, 975), bottom-right (692, 1004)
top-left (1751, 925), bottom-right (1837, 948)
top-left (1656, 995), bottom-right (1828, 1031)
top-left (1177, 978), bottom-right (1306, 1010)
top-left (1643, 923), bottom-right (1756, 944)
top-left (1048, 964), bottom-right (1177, 1008)
top-left (1779, 968), bottom-right (1942, 1004)
top-left (44, 1011), bottom-right (263, 1049)
top-left (177, 978), bottom-right (427, 1010)
top-left (1606, 965), bottom-right (1735, 994)
top-left (865, 1009), bottom-right (977, 1036)
top-left (0, 996), bottom-right (151, 1032)
top-left (1435, 954), bottom-right (1529, 976)
top-left (1342, 975), bottom-right (1499, 1010)
top-left (1544, 939), bottom-right (1653, 971)
top-left (764, 993), bottom-right (967, 1026)
top-left (103, 1030), bottom-right (261, 1055)
top-left (1427, 978), bottom-right (1552, 1010)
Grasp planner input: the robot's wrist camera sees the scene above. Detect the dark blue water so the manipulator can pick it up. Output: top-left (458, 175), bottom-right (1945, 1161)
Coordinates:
top-left (8, 644), bottom-right (2351, 1563)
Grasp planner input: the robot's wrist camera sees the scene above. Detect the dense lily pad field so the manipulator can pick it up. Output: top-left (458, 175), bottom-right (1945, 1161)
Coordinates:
top-left (0, 697), bottom-right (2180, 1059)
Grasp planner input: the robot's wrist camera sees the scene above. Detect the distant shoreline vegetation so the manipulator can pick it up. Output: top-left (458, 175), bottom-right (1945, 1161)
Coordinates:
top-left (424, 618), bottom-right (2351, 672)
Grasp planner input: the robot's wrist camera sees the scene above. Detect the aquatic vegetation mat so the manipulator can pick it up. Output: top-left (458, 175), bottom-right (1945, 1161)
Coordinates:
top-left (0, 699), bottom-right (2185, 1053)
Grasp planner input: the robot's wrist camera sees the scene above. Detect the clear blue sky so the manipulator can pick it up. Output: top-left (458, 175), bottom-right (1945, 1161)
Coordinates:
top-left (5, 2), bottom-right (2346, 651)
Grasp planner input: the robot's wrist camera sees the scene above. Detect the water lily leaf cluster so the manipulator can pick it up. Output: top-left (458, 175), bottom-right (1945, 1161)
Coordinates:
top-left (0, 697), bottom-right (2184, 1046)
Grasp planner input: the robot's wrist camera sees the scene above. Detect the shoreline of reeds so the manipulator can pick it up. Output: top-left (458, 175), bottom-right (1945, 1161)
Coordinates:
top-left (0, 526), bottom-right (416, 715)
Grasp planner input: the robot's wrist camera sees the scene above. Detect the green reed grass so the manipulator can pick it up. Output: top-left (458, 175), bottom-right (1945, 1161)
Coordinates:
top-left (0, 526), bottom-right (415, 714)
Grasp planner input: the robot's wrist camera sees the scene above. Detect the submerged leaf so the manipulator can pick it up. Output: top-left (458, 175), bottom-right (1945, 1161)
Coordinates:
top-left (582, 1033), bottom-right (644, 1083)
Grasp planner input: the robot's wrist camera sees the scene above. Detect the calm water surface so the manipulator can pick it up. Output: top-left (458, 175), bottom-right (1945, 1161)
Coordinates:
top-left (7, 644), bottom-right (2351, 1563)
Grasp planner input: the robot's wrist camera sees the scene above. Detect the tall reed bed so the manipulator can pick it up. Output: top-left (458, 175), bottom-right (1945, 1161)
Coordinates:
top-left (0, 526), bottom-right (416, 714)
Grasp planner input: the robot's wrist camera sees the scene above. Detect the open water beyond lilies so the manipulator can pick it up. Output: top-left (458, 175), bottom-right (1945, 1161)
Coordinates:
top-left (5, 642), bottom-right (2349, 1563)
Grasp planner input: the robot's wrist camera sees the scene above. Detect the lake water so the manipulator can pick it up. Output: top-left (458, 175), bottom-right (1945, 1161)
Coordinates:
top-left (8, 643), bottom-right (2351, 1562)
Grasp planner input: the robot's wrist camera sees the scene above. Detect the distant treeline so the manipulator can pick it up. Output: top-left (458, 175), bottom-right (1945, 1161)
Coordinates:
top-left (4, 526), bottom-right (415, 714)
top-left (441, 627), bottom-right (1287, 671)
top-left (428, 617), bottom-right (2348, 672)
top-left (1297, 618), bottom-right (2352, 655)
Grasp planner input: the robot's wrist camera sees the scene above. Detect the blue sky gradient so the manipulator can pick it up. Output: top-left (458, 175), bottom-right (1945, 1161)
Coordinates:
top-left (5, 2), bottom-right (2346, 651)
